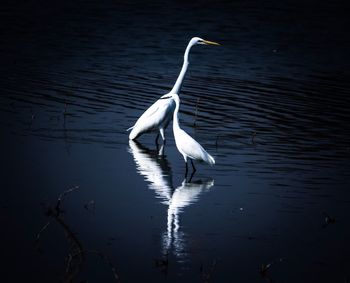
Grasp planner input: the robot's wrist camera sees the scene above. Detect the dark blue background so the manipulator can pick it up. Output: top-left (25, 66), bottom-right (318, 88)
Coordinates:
top-left (1, 0), bottom-right (350, 282)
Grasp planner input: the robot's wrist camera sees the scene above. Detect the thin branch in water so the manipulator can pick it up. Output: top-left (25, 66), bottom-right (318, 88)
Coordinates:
top-left (260, 258), bottom-right (284, 282)
top-left (87, 250), bottom-right (120, 282)
top-left (251, 131), bottom-right (257, 144)
top-left (322, 212), bottom-right (336, 228)
top-left (193, 98), bottom-right (201, 127)
top-left (70, 250), bottom-right (121, 282)
top-left (65, 253), bottom-right (73, 273)
top-left (64, 102), bottom-right (68, 116)
top-left (215, 135), bottom-right (220, 148)
top-left (36, 185), bottom-right (120, 282)
top-left (36, 220), bottom-right (52, 243)
top-left (55, 185), bottom-right (79, 215)
top-left (63, 87), bottom-right (72, 116)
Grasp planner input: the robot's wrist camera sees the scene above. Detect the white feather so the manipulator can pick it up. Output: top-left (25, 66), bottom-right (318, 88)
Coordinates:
top-left (172, 94), bottom-right (215, 167)
top-left (129, 95), bottom-right (175, 140)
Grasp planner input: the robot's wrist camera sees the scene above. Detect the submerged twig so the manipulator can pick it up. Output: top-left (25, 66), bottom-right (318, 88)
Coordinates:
top-left (64, 102), bottom-right (68, 116)
top-left (70, 249), bottom-right (120, 282)
top-left (260, 258), bottom-right (284, 282)
top-left (36, 185), bottom-right (120, 282)
top-left (215, 135), bottom-right (220, 148)
top-left (251, 131), bottom-right (257, 144)
top-left (322, 212), bottom-right (336, 228)
top-left (28, 108), bottom-right (35, 129)
top-left (63, 87), bottom-right (72, 116)
top-left (35, 220), bottom-right (52, 243)
top-left (193, 98), bottom-right (201, 127)
top-left (55, 185), bottom-right (79, 215)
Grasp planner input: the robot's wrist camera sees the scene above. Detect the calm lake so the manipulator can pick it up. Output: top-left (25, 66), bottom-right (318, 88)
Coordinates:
top-left (1, 0), bottom-right (350, 282)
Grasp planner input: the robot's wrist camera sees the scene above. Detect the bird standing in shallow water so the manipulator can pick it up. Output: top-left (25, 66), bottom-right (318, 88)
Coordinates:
top-left (170, 93), bottom-right (215, 177)
top-left (128, 37), bottom-right (220, 144)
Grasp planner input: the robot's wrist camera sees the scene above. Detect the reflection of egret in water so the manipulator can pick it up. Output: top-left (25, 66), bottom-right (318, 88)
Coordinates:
top-left (128, 140), bottom-right (214, 259)
top-left (163, 178), bottom-right (214, 259)
top-left (128, 140), bottom-right (173, 204)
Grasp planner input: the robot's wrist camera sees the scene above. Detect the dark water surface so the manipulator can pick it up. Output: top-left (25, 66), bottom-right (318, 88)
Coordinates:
top-left (1, 0), bottom-right (350, 282)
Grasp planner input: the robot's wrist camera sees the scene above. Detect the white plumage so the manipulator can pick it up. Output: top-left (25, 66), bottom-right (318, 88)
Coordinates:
top-left (171, 93), bottom-right (215, 175)
top-left (128, 37), bottom-right (220, 143)
top-left (128, 94), bottom-right (175, 141)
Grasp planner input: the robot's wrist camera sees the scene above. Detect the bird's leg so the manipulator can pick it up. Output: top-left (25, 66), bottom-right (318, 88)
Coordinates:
top-left (155, 133), bottom-right (160, 147)
top-left (190, 159), bottom-right (196, 173)
top-left (185, 161), bottom-right (188, 178)
top-left (159, 128), bottom-right (166, 144)
top-left (188, 170), bottom-right (195, 182)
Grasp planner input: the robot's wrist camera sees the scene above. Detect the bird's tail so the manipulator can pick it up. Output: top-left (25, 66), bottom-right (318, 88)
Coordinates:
top-left (128, 126), bottom-right (140, 140)
top-left (206, 153), bottom-right (215, 165)
top-left (127, 126), bottom-right (134, 131)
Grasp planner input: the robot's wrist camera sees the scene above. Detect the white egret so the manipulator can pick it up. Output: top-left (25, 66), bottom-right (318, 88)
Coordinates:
top-left (128, 37), bottom-right (220, 143)
top-left (171, 93), bottom-right (215, 176)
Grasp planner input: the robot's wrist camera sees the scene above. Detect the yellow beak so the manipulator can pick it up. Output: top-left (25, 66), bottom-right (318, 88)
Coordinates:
top-left (203, 40), bottom-right (220, 46)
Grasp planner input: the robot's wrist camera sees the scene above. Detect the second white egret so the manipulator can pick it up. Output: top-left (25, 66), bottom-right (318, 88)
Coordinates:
top-left (171, 93), bottom-right (215, 176)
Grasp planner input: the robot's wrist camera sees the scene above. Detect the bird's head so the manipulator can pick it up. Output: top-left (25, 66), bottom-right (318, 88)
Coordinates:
top-left (191, 37), bottom-right (220, 46)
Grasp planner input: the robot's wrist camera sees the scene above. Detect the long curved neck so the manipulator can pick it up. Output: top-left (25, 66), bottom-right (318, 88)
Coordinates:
top-left (169, 43), bottom-right (193, 94)
top-left (172, 99), bottom-right (181, 132)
